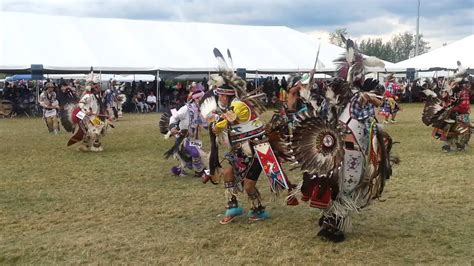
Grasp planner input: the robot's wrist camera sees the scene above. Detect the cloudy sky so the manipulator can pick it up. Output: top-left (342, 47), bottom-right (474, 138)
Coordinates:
top-left (2, 0), bottom-right (473, 49)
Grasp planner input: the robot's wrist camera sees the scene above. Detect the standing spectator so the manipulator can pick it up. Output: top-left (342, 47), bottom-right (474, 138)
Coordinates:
top-left (103, 84), bottom-right (117, 119)
top-left (56, 82), bottom-right (68, 106)
top-left (159, 78), bottom-right (166, 107)
top-left (263, 77), bottom-right (273, 106)
top-left (273, 77), bottom-right (280, 89)
top-left (273, 77), bottom-right (280, 100)
top-left (281, 76), bottom-right (288, 91)
top-left (405, 82), bottom-right (413, 103)
top-left (144, 81), bottom-right (151, 96)
top-left (138, 80), bottom-right (145, 92)
top-left (4, 82), bottom-right (13, 100)
top-left (152, 79), bottom-right (157, 92)
top-left (175, 82), bottom-right (187, 107)
top-left (10, 82), bottom-right (21, 116)
top-left (202, 77), bottom-right (209, 92)
top-left (131, 80), bottom-right (137, 95)
top-left (246, 81), bottom-right (255, 92)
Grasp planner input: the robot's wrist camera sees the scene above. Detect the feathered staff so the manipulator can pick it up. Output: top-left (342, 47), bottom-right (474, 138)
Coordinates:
top-left (328, 35), bottom-right (386, 120)
top-left (308, 42), bottom-right (321, 90)
top-left (335, 34), bottom-right (385, 85)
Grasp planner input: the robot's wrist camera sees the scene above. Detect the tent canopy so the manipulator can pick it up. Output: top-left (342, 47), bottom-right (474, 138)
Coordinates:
top-left (394, 35), bottom-right (474, 70)
top-left (5, 74), bottom-right (35, 81)
top-left (0, 11), bottom-right (394, 74)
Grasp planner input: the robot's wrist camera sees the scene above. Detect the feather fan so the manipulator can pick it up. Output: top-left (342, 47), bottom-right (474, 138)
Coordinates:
top-left (291, 117), bottom-right (344, 174)
top-left (159, 111), bottom-right (172, 135)
top-left (421, 89), bottom-right (445, 126)
top-left (60, 103), bottom-right (77, 133)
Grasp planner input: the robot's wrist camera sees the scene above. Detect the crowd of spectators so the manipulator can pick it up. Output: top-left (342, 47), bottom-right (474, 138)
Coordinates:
top-left (1, 80), bottom-right (41, 116)
top-left (123, 77), bottom-right (210, 113)
top-left (1, 78), bottom-right (84, 117)
top-left (3, 74), bottom-right (467, 118)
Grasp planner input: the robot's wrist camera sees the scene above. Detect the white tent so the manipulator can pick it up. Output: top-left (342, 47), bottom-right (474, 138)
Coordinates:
top-left (45, 74), bottom-right (156, 82)
top-left (0, 11), bottom-right (393, 74)
top-left (394, 35), bottom-right (474, 70)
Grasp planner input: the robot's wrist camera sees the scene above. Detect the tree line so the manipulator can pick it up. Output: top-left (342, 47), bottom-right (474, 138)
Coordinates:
top-left (329, 28), bottom-right (430, 63)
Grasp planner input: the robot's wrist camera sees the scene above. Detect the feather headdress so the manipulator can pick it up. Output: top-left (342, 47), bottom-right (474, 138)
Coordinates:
top-left (84, 70), bottom-right (100, 91)
top-left (207, 48), bottom-right (266, 115)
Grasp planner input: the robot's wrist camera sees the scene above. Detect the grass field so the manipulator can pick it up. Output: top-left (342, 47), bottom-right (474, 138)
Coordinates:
top-left (0, 103), bottom-right (473, 264)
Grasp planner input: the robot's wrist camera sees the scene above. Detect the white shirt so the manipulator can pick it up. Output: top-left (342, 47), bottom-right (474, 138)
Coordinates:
top-left (169, 105), bottom-right (189, 131)
top-left (146, 95), bottom-right (157, 104)
top-left (78, 93), bottom-right (100, 115)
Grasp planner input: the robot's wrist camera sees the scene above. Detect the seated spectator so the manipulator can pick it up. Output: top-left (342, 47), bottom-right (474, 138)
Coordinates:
top-left (134, 91), bottom-right (148, 113)
top-left (146, 91), bottom-right (157, 112)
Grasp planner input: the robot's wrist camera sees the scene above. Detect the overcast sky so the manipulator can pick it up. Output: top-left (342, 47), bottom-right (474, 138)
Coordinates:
top-left (2, 0), bottom-right (473, 49)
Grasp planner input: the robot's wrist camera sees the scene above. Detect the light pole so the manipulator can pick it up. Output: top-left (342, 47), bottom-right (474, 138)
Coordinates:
top-left (415, 0), bottom-right (420, 57)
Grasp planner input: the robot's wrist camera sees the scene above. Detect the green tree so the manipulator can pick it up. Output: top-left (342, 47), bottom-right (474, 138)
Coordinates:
top-left (329, 28), bottom-right (348, 47)
top-left (358, 32), bottom-right (430, 63)
top-left (359, 38), bottom-right (396, 62)
top-left (329, 29), bottom-right (431, 63)
top-left (390, 32), bottom-right (430, 62)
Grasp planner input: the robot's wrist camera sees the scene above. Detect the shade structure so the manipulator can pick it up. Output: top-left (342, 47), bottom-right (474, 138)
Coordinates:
top-left (0, 11), bottom-right (394, 74)
top-left (394, 35), bottom-right (474, 70)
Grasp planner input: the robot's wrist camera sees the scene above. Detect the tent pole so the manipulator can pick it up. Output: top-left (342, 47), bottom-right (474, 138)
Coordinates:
top-left (156, 70), bottom-right (160, 112)
top-left (36, 82), bottom-right (39, 105)
top-left (255, 70), bottom-right (258, 90)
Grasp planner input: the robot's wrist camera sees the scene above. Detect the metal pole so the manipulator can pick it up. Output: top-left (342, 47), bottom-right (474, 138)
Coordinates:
top-left (415, 0), bottom-right (420, 57)
top-left (255, 70), bottom-right (258, 90)
top-left (36, 82), bottom-right (39, 105)
top-left (156, 70), bottom-right (160, 112)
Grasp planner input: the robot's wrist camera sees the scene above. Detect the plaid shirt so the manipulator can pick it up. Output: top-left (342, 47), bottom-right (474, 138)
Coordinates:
top-left (350, 95), bottom-right (375, 121)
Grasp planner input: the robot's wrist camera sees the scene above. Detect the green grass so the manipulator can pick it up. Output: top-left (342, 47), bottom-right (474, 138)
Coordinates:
top-left (0, 103), bottom-right (473, 264)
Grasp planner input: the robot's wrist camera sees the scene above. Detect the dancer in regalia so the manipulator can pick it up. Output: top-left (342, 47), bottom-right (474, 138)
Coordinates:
top-left (289, 36), bottom-right (398, 242)
top-left (422, 61), bottom-right (471, 152)
top-left (60, 71), bottom-right (109, 152)
top-left (159, 89), bottom-right (210, 178)
top-left (39, 82), bottom-right (60, 134)
top-left (200, 49), bottom-right (293, 224)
